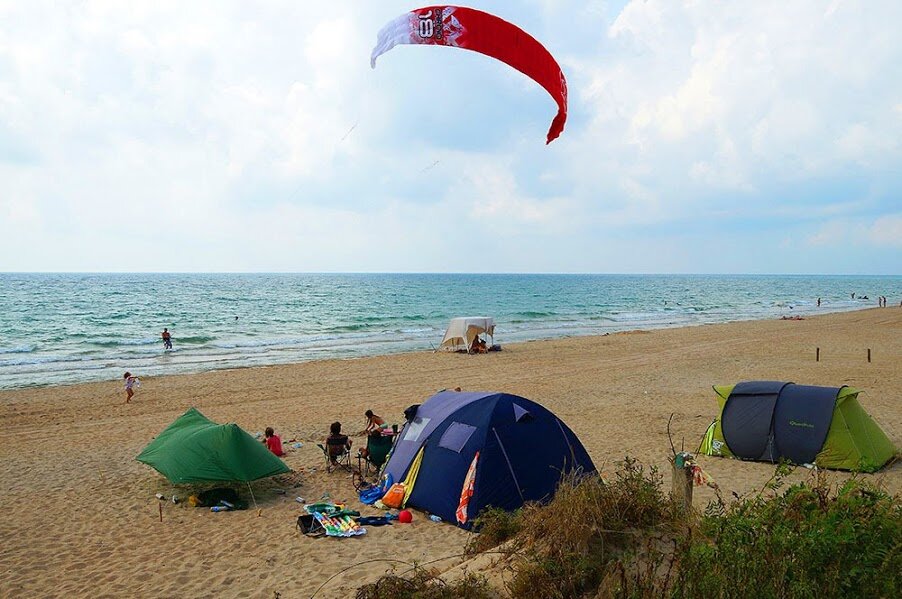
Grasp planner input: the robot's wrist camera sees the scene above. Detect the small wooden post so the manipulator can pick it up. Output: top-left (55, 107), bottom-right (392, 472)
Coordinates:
top-left (816, 347), bottom-right (820, 362)
top-left (867, 348), bottom-right (871, 363)
top-left (159, 503), bottom-right (163, 522)
top-left (671, 459), bottom-right (693, 512)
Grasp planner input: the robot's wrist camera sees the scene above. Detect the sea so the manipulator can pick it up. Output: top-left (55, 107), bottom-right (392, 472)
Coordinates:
top-left (1, 273), bottom-right (899, 391)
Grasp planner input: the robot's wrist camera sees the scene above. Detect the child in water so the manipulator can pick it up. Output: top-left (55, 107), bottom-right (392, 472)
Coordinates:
top-left (123, 372), bottom-right (139, 403)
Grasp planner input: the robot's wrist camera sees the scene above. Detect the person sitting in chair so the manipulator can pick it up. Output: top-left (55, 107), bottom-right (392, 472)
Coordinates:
top-left (470, 336), bottom-right (487, 354)
top-left (325, 421), bottom-right (352, 469)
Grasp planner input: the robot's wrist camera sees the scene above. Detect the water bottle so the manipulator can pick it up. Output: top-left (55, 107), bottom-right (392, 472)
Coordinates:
top-left (210, 505), bottom-right (230, 512)
top-left (429, 515), bottom-right (442, 522)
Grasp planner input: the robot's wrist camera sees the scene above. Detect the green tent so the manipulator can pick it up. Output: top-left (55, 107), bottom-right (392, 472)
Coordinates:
top-left (136, 407), bottom-right (290, 483)
top-left (701, 382), bottom-right (896, 472)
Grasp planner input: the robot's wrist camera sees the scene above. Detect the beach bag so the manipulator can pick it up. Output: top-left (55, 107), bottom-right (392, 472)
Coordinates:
top-left (297, 514), bottom-right (326, 538)
top-left (381, 483), bottom-right (406, 509)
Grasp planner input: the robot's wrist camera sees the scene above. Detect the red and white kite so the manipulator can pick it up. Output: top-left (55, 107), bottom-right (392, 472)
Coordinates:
top-left (371, 6), bottom-right (568, 144)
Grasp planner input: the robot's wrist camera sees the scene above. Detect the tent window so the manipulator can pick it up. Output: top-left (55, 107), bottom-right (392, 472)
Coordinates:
top-left (513, 404), bottom-right (533, 422)
top-left (402, 417), bottom-right (431, 442)
top-left (438, 422), bottom-right (477, 453)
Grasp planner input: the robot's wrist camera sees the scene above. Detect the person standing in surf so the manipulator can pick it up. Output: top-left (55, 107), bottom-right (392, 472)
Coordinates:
top-left (161, 328), bottom-right (172, 350)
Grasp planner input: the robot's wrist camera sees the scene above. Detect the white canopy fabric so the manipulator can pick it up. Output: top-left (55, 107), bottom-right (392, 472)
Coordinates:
top-left (439, 317), bottom-right (495, 351)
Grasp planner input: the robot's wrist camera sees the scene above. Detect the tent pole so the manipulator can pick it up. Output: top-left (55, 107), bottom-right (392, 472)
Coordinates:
top-left (246, 481), bottom-right (259, 510)
top-left (492, 428), bottom-right (525, 502)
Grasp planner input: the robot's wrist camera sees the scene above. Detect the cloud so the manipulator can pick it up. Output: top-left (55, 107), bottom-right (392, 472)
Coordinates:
top-left (806, 214), bottom-right (902, 249)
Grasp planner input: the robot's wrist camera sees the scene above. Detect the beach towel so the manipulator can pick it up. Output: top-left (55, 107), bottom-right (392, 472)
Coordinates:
top-left (303, 503), bottom-right (365, 537)
top-left (456, 451), bottom-right (480, 525)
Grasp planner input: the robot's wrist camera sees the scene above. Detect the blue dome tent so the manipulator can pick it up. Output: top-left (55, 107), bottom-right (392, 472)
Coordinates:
top-left (384, 390), bottom-right (596, 528)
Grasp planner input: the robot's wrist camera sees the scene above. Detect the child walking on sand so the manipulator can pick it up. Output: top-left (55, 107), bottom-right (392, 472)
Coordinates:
top-left (123, 372), bottom-right (139, 403)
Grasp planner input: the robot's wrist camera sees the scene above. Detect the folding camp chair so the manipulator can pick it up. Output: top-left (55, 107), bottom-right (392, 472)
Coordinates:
top-left (318, 435), bottom-right (353, 473)
top-left (357, 432), bottom-right (395, 478)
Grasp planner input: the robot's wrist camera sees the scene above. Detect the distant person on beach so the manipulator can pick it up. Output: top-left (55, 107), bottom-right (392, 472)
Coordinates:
top-left (161, 328), bottom-right (172, 350)
top-left (123, 372), bottom-right (139, 403)
top-left (262, 427), bottom-right (284, 456)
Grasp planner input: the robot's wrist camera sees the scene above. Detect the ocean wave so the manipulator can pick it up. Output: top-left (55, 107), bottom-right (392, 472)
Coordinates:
top-left (0, 354), bottom-right (96, 368)
top-left (0, 345), bottom-right (34, 354)
top-left (333, 323), bottom-right (369, 332)
top-left (174, 335), bottom-right (217, 344)
top-left (89, 338), bottom-right (157, 348)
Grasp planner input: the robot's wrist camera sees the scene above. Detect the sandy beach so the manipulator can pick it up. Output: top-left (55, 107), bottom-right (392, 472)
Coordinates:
top-left (1, 308), bottom-right (899, 598)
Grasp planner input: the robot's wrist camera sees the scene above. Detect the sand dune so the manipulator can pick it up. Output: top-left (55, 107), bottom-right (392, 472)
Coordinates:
top-left (1, 308), bottom-right (899, 598)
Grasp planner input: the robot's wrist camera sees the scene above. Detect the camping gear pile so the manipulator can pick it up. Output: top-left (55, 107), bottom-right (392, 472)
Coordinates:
top-left (187, 488), bottom-right (249, 511)
top-left (366, 390), bottom-right (596, 529)
top-left (701, 382), bottom-right (896, 472)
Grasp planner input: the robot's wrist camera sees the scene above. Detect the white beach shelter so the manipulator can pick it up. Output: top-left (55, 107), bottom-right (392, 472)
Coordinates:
top-left (439, 317), bottom-right (495, 351)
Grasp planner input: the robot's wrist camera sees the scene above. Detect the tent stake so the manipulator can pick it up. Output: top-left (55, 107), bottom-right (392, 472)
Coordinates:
top-left (867, 348), bottom-right (871, 363)
top-left (816, 347), bottom-right (820, 362)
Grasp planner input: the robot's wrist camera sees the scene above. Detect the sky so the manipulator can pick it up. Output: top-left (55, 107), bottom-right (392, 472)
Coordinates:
top-left (0, 0), bottom-right (900, 274)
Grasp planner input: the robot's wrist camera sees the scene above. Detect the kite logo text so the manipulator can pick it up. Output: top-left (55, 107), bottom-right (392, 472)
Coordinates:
top-left (418, 12), bottom-right (434, 38)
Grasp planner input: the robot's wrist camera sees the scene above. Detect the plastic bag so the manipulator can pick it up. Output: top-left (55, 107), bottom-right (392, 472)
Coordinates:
top-left (381, 483), bottom-right (406, 509)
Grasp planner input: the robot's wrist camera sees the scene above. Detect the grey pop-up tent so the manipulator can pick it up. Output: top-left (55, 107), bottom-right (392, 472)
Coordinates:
top-left (700, 381), bottom-right (896, 472)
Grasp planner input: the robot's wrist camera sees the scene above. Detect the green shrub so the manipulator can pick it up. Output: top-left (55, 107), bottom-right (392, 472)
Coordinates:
top-left (674, 472), bottom-right (902, 599)
top-left (503, 457), bottom-right (683, 598)
top-left (356, 459), bottom-right (901, 599)
top-left (466, 506), bottom-right (523, 555)
top-left (355, 567), bottom-right (493, 599)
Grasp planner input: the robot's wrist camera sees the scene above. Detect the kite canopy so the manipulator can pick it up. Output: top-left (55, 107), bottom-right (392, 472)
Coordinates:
top-left (136, 408), bottom-right (290, 484)
top-left (371, 5), bottom-right (568, 143)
